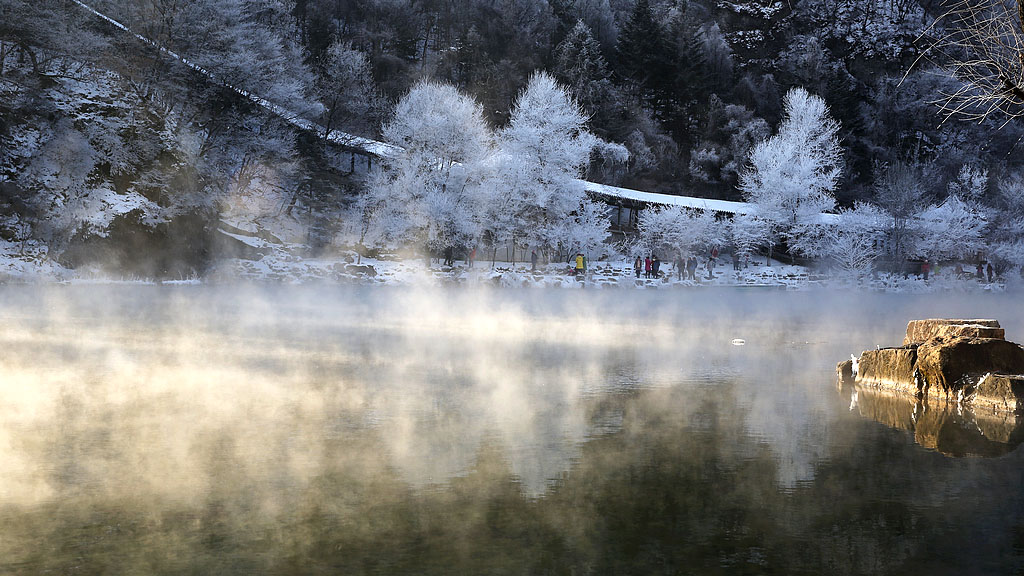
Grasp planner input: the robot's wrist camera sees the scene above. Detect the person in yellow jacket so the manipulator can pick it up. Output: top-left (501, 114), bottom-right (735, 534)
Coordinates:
top-left (574, 253), bottom-right (585, 278)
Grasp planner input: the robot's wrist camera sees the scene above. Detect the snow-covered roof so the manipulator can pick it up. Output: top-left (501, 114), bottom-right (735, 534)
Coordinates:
top-left (582, 180), bottom-right (757, 215)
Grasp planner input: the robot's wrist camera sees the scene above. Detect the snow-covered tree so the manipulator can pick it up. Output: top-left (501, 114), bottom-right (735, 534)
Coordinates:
top-left (491, 71), bottom-right (622, 258)
top-left (312, 41), bottom-right (380, 140)
top-left (989, 174), bottom-right (1024, 271)
top-left (948, 164), bottom-right (989, 202)
top-left (826, 202), bottom-right (886, 277)
top-left (729, 212), bottom-right (771, 262)
top-left (738, 87), bottom-right (842, 259)
top-left (873, 160), bottom-right (928, 265)
top-left (917, 195), bottom-right (988, 261)
top-left (637, 206), bottom-right (724, 259)
top-left (358, 81), bottom-right (492, 256)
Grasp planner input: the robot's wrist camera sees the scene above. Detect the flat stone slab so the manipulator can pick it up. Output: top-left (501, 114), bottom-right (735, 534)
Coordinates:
top-left (904, 319), bottom-right (1003, 346)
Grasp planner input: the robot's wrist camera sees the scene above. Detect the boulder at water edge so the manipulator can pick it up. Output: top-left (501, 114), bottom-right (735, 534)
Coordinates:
top-left (838, 319), bottom-right (1024, 415)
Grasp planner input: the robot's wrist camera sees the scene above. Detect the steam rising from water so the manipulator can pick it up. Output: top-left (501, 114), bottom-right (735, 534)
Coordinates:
top-left (1, 285), bottom-right (1023, 572)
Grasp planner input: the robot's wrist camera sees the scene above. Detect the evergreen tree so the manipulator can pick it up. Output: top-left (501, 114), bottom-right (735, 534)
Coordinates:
top-left (553, 20), bottom-right (611, 118)
top-left (615, 0), bottom-right (675, 123)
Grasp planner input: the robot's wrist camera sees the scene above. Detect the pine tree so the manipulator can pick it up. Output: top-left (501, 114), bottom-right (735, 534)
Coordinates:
top-left (616, 0), bottom-right (675, 122)
top-left (553, 20), bottom-right (611, 116)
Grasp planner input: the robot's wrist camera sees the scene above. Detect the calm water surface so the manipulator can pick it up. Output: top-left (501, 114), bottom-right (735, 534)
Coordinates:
top-left (1, 285), bottom-right (1022, 575)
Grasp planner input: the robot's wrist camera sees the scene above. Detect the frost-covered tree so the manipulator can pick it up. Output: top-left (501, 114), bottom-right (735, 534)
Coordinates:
top-left (0, 0), bottom-right (109, 74)
top-left (690, 100), bottom-right (769, 188)
top-left (917, 195), bottom-right (988, 261)
top-left (729, 212), bottom-right (771, 263)
top-left (637, 206), bottom-right (723, 259)
top-left (826, 202), bottom-right (886, 277)
top-left (491, 71), bottom-right (622, 258)
top-left (738, 87), bottom-right (842, 258)
top-left (20, 119), bottom-right (163, 253)
top-left (919, 0), bottom-right (1024, 124)
top-left (798, 0), bottom-right (923, 60)
top-left (359, 81), bottom-right (492, 257)
top-left (947, 164), bottom-right (989, 202)
top-left (312, 41), bottom-right (380, 140)
top-left (873, 160), bottom-right (928, 265)
top-left (553, 20), bottom-right (611, 114)
top-left (988, 173), bottom-right (1024, 271)
top-left (108, 0), bottom-right (313, 113)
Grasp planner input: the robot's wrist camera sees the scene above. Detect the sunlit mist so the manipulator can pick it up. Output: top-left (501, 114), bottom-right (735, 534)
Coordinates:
top-left (2, 286), bottom-right (1023, 574)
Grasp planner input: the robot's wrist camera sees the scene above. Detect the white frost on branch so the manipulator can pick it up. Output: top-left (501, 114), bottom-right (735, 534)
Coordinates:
top-left (739, 87), bottom-right (842, 258)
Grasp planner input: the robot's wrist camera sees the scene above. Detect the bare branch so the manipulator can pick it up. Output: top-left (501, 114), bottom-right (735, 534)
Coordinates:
top-left (915, 0), bottom-right (1024, 124)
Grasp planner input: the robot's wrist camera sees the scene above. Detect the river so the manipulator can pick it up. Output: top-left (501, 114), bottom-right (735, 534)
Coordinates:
top-left (0, 285), bottom-right (1022, 575)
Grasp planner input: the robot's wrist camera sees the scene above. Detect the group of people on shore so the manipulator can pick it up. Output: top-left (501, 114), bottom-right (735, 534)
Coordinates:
top-left (948, 260), bottom-right (996, 283)
top-left (634, 254), bottom-right (702, 280)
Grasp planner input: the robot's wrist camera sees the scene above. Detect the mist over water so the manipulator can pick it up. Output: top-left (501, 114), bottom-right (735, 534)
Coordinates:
top-left (1, 285), bottom-right (1023, 574)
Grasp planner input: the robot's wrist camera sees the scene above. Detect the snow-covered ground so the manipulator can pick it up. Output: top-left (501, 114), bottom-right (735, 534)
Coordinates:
top-left (206, 241), bottom-right (1014, 292)
top-left (0, 227), bottom-right (1016, 292)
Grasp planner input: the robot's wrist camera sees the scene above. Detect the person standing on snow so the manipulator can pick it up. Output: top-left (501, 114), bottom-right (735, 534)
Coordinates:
top-left (531, 249), bottom-right (538, 272)
top-left (644, 256), bottom-right (652, 278)
top-left (634, 256), bottom-right (643, 278)
top-left (575, 253), bottom-right (585, 278)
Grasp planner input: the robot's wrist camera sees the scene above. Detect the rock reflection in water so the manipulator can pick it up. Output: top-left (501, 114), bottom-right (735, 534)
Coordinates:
top-left (841, 381), bottom-right (1024, 457)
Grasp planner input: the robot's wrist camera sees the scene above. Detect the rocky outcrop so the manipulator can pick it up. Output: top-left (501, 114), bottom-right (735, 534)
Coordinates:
top-left (855, 346), bottom-right (918, 387)
top-left (974, 374), bottom-right (1024, 415)
top-left (344, 264), bottom-right (377, 277)
top-left (915, 337), bottom-right (1024, 400)
top-left (839, 319), bottom-right (1024, 416)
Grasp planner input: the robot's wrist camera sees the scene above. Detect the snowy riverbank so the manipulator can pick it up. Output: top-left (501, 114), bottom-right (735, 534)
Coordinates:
top-left (2, 238), bottom-right (1014, 293)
